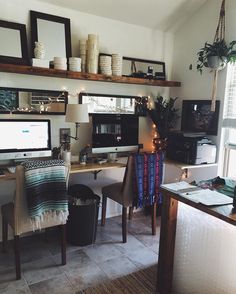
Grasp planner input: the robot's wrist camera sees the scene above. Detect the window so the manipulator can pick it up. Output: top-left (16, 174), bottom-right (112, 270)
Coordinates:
top-left (222, 64), bottom-right (236, 177)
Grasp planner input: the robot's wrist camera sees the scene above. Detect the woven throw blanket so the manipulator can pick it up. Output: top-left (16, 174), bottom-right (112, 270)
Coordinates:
top-left (23, 159), bottom-right (68, 230)
top-left (134, 152), bottom-right (164, 208)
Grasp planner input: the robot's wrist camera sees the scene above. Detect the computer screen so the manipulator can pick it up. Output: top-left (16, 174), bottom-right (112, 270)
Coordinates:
top-left (0, 119), bottom-right (51, 160)
top-left (181, 100), bottom-right (220, 135)
top-left (91, 114), bottom-right (139, 154)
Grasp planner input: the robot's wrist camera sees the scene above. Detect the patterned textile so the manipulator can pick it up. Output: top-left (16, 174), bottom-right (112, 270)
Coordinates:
top-left (22, 159), bottom-right (68, 229)
top-left (134, 152), bottom-right (164, 208)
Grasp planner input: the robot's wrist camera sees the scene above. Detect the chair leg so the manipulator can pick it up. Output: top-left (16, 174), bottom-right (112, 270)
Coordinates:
top-left (2, 215), bottom-right (8, 253)
top-left (151, 202), bottom-right (157, 235)
top-left (122, 207), bottom-right (127, 243)
top-left (128, 206), bottom-right (134, 220)
top-left (14, 235), bottom-right (21, 280)
top-left (61, 224), bottom-right (66, 265)
top-left (101, 195), bottom-right (107, 226)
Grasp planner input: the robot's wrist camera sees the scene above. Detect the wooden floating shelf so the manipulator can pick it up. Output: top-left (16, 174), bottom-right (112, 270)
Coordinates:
top-left (0, 63), bottom-right (181, 87)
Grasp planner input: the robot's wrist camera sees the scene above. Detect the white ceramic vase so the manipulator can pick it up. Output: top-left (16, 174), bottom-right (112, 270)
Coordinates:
top-left (34, 42), bottom-right (45, 59)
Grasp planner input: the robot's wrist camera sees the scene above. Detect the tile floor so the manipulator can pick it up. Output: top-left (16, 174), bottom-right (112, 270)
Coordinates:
top-left (0, 212), bottom-right (160, 294)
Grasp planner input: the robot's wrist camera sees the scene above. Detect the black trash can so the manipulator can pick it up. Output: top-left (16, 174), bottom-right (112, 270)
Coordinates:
top-left (67, 184), bottom-right (100, 246)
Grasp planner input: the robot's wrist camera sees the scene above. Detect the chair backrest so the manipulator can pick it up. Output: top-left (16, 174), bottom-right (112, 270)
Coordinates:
top-left (121, 155), bottom-right (136, 205)
top-left (13, 161), bottom-right (70, 234)
top-left (122, 152), bottom-right (164, 208)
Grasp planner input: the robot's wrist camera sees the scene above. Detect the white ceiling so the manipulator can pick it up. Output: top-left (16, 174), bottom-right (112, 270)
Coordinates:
top-left (38, 0), bottom-right (207, 31)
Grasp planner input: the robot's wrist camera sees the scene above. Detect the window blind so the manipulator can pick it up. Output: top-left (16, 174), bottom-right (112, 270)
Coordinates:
top-left (223, 64), bottom-right (236, 128)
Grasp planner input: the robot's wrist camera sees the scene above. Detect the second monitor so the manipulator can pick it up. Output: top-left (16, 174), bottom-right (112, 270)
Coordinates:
top-left (91, 114), bottom-right (139, 154)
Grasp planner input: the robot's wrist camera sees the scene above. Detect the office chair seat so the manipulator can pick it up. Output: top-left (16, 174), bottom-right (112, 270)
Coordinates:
top-left (1, 160), bottom-right (70, 280)
top-left (102, 182), bottom-right (132, 207)
top-left (101, 152), bottom-right (164, 243)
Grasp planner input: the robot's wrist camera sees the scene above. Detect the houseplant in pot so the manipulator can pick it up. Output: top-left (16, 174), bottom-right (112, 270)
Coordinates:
top-left (196, 38), bottom-right (236, 74)
top-left (148, 95), bottom-right (179, 151)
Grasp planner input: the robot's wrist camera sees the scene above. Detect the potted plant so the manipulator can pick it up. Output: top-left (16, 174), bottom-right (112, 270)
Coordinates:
top-left (196, 38), bottom-right (236, 74)
top-left (148, 96), bottom-right (179, 150)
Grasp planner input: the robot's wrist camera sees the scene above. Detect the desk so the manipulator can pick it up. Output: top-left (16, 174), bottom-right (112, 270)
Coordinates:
top-left (157, 186), bottom-right (236, 294)
top-left (164, 159), bottom-right (218, 180)
top-left (70, 162), bottom-right (126, 174)
top-left (0, 162), bottom-right (126, 181)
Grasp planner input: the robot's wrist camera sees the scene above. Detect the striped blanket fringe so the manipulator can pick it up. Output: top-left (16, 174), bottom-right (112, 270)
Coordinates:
top-left (134, 152), bottom-right (164, 208)
top-left (23, 159), bottom-right (69, 230)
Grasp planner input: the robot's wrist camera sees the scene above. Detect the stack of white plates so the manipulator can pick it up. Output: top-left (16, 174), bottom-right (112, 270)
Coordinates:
top-left (54, 57), bottom-right (67, 70)
top-left (79, 39), bottom-right (87, 72)
top-left (112, 54), bottom-right (122, 76)
top-left (87, 34), bottom-right (99, 74)
top-left (100, 55), bottom-right (112, 75)
top-left (69, 57), bottom-right (81, 72)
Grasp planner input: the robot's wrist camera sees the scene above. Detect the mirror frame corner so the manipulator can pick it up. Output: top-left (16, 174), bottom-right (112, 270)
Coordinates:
top-left (0, 19), bottom-right (29, 65)
top-left (30, 10), bottom-right (72, 60)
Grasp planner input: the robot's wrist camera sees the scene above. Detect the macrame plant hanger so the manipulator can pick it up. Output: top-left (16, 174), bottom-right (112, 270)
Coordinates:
top-left (211, 0), bottom-right (225, 111)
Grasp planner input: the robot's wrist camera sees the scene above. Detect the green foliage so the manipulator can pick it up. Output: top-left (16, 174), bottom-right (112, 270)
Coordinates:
top-left (148, 96), bottom-right (179, 138)
top-left (196, 39), bottom-right (236, 74)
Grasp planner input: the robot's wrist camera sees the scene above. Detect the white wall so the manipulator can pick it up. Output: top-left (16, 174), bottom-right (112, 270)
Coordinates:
top-left (0, 0), bottom-right (177, 240)
top-left (170, 0), bottom-right (236, 179)
top-left (0, 0), bottom-right (175, 152)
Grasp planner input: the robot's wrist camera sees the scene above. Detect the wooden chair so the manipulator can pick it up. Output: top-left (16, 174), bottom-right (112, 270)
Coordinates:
top-left (1, 161), bottom-right (70, 280)
top-left (101, 153), bottom-right (163, 243)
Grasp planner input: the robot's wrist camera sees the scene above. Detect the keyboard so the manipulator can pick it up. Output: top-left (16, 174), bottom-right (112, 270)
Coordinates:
top-left (7, 166), bottom-right (16, 174)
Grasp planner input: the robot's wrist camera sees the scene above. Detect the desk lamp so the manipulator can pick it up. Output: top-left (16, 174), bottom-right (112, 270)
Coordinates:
top-left (65, 104), bottom-right (89, 140)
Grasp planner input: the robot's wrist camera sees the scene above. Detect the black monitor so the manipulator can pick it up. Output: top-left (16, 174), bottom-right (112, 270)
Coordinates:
top-left (91, 114), bottom-right (139, 154)
top-left (181, 100), bottom-right (220, 135)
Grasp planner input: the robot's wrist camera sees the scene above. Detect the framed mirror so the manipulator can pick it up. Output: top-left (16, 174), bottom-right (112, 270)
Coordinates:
top-left (79, 92), bottom-right (148, 116)
top-left (122, 56), bottom-right (166, 80)
top-left (0, 87), bottom-right (68, 115)
top-left (30, 10), bottom-right (72, 61)
top-left (0, 20), bottom-right (29, 65)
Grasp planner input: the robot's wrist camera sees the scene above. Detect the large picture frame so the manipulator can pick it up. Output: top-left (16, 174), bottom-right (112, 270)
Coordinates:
top-left (122, 56), bottom-right (166, 80)
top-left (0, 20), bottom-right (29, 65)
top-left (79, 92), bottom-right (147, 116)
top-left (30, 10), bottom-right (72, 61)
top-left (0, 87), bottom-right (68, 115)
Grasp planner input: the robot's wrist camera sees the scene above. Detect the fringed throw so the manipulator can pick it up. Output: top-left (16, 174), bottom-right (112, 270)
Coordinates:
top-left (23, 159), bottom-right (69, 230)
top-left (134, 152), bottom-right (164, 208)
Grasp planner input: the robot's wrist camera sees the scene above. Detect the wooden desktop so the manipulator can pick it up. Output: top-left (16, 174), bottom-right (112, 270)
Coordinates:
top-left (0, 161), bottom-right (126, 181)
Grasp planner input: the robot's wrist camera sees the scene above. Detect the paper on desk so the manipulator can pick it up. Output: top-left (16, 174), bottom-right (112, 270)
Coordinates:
top-left (179, 189), bottom-right (233, 206)
top-left (161, 181), bottom-right (196, 191)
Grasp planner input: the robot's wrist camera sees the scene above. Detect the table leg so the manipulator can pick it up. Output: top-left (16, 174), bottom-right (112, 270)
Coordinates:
top-left (157, 192), bottom-right (178, 294)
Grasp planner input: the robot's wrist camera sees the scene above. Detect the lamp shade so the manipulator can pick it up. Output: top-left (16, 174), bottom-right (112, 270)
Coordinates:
top-left (65, 104), bottom-right (89, 123)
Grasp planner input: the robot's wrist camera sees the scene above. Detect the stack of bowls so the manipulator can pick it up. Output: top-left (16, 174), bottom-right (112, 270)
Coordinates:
top-left (54, 57), bottom-right (67, 70)
top-left (79, 39), bottom-right (87, 72)
top-left (112, 54), bottom-right (122, 76)
top-left (69, 57), bottom-right (81, 72)
top-left (87, 34), bottom-right (99, 74)
top-left (99, 55), bottom-right (112, 75)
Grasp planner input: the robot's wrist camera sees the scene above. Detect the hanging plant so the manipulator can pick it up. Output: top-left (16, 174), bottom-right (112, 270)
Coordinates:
top-left (193, 0), bottom-right (236, 111)
top-left (197, 39), bottom-right (236, 74)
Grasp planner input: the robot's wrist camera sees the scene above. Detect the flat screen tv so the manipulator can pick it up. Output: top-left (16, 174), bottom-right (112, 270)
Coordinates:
top-left (0, 119), bottom-right (51, 161)
top-left (181, 100), bottom-right (220, 135)
top-left (92, 114), bottom-right (139, 154)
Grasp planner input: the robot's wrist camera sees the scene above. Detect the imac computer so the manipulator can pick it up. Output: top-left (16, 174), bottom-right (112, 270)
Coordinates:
top-left (0, 119), bottom-right (52, 161)
top-left (91, 114), bottom-right (139, 154)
